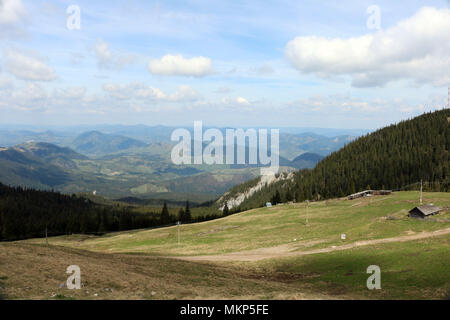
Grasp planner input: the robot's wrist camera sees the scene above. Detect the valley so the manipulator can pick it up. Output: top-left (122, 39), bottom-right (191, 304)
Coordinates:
top-left (0, 126), bottom-right (353, 201)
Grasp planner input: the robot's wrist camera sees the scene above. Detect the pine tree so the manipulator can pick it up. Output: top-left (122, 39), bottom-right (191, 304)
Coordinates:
top-left (223, 202), bottom-right (230, 216)
top-left (178, 208), bottom-right (185, 222)
top-left (160, 202), bottom-right (170, 225)
top-left (184, 201), bottom-right (191, 222)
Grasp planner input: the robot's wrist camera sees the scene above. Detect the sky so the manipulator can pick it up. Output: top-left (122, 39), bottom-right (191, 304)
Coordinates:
top-left (0, 0), bottom-right (449, 129)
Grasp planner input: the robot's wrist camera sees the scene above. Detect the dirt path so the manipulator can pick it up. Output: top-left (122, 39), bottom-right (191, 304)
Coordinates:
top-left (176, 227), bottom-right (450, 262)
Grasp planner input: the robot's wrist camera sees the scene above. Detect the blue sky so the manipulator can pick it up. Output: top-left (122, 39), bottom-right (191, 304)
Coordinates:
top-left (0, 0), bottom-right (449, 129)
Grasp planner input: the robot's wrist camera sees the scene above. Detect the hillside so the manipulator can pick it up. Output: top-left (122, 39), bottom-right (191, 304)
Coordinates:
top-left (19, 191), bottom-right (450, 299)
top-left (290, 152), bottom-right (324, 169)
top-left (71, 131), bottom-right (148, 156)
top-left (0, 143), bottom-right (84, 189)
top-left (220, 110), bottom-right (449, 210)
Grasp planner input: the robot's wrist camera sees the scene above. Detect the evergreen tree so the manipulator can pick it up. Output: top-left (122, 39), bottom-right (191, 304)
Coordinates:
top-left (271, 190), bottom-right (282, 204)
top-left (178, 208), bottom-right (185, 222)
top-left (160, 202), bottom-right (170, 225)
top-left (184, 201), bottom-right (191, 222)
top-left (223, 202), bottom-right (230, 216)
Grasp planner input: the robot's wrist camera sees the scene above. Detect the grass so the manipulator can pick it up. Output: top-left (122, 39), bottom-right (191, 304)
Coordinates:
top-left (6, 191), bottom-right (450, 300)
top-left (0, 242), bottom-right (332, 300)
top-left (250, 236), bottom-right (450, 299)
top-left (27, 191), bottom-right (450, 256)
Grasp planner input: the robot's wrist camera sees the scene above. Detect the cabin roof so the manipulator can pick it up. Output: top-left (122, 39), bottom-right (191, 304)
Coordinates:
top-left (410, 204), bottom-right (442, 216)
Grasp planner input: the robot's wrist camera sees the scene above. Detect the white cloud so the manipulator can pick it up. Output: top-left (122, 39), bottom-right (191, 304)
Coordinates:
top-left (0, 0), bottom-right (25, 24)
top-left (4, 48), bottom-right (57, 81)
top-left (148, 54), bottom-right (213, 77)
top-left (102, 82), bottom-right (200, 102)
top-left (95, 39), bottom-right (112, 65)
top-left (285, 7), bottom-right (450, 87)
top-left (54, 87), bottom-right (86, 100)
top-left (220, 96), bottom-right (252, 108)
top-left (288, 94), bottom-right (385, 113)
top-left (236, 97), bottom-right (251, 105)
top-left (0, 76), bottom-right (14, 90)
top-left (12, 83), bottom-right (48, 101)
top-left (214, 86), bottom-right (233, 94)
top-left (250, 64), bottom-right (274, 75)
top-left (94, 39), bottom-right (136, 69)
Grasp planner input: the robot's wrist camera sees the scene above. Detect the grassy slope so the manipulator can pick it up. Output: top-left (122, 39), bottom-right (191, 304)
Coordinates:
top-left (253, 236), bottom-right (450, 299)
top-left (0, 242), bottom-right (333, 300)
top-left (8, 191), bottom-right (450, 300)
top-left (34, 192), bottom-right (450, 256)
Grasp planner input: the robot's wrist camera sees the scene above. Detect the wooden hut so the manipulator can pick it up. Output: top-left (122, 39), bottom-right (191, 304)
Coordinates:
top-left (408, 204), bottom-right (442, 218)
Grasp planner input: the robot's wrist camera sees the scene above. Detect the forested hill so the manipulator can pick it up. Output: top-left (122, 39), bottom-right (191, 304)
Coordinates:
top-left (0, 182), bottom-right (223, 241)
top-left (222, 109), bottom-right (449, 210)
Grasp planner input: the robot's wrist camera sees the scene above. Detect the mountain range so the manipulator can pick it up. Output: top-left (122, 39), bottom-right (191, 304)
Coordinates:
top-left (0, 126), bottom-right (357, 201)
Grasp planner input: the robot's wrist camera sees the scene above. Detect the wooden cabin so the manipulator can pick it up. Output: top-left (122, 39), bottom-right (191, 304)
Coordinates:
top-left (408, 204), bottom-right (442, 219)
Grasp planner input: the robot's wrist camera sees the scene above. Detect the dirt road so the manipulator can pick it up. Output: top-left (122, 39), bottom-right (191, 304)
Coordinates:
top-left (177, 227), bottom-right (450, 262)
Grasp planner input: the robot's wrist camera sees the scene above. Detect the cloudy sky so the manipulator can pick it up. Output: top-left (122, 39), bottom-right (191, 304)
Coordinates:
top-left (0, 0), bottom-right (449, 129)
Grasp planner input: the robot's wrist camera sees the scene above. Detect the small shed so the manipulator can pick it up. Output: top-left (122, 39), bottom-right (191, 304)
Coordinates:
top-left (408, 204), bottom-right (442, 219)
top-left (348, 189), bottom-right (392, 200)
top-left (348, 190), bottom-right (373, 200)
top-left (266, 202), bottom-right (272, 208)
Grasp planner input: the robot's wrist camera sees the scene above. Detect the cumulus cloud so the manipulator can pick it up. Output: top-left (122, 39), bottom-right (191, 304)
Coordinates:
top-left (54, 86), bottom-right (86, 100)
top-left (94, 39), bottom-right (136, 70)
top-left (4, 48), bottom-right (57, 81)
top-left (0, 0), bottom-right (25, 24)
top-left (288, 94), bottom-right (386, 113)
top-left (0, 83), bottom-right (49, 110)
top-left (220, 96), bottom-right (252, 107)
top-left (288, 93), bottom-right (446, 117)
top-left (285, 7), bottom-right (450, 87)
top-left (236, 97), bottom-right (251, 105)
top-left (250, 64), bottom-right (274, 75)
top-left (102, 82), bottom-right (200, 102)
top-left (214, 86), bottom-right (233, 94)
top-left (0, 76), bottom-right (14, 90)
top-left (148, 54), bottom-right (213, 77)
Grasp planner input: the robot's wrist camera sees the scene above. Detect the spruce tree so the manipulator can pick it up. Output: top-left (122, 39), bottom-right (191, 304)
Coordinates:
top-left (223, 202), bottom-right (230, 216)
top-left (178, 208), bottom-right (185, 222)
top-left (184, 201), bottom-right (191, 222)
top-left (160, 202), bottom-right (170, 225)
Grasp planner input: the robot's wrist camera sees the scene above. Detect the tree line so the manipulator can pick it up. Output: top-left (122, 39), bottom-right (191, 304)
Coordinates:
top-left (0, 183), bottom-right (220, 241)
top-left (225, 109), bottom-right (449, 211)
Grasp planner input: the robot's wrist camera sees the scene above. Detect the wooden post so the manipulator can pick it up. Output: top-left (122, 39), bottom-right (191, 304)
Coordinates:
top-left (177, 221), bottom-right (180, 247)
top-left (306, 200), bottom-right (309, 226)
top-left (420, 180), bottom-right (423, 205)
top-left (45, 226), bottom-right (48, 247)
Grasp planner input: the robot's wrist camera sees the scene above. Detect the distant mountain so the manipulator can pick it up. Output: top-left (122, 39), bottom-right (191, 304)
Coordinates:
top-left (290, 152), bottom-right (324, 169)
top-left (0, 145), bottom-right (73, 189)
top-left (279, 133), bottom-right (355, 160)
top-left (0, 130), bottom-right (76, 147)
top-left (0, 127), bottom-right (359, 202)
top-left (71, 131), bottom-right (148, 155)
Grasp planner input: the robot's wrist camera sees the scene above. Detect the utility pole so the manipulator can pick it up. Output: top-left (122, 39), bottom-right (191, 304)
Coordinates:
top-left (177, 221), bottom-right (180, 247)
top-left (306, 200), bottom-right (309, 226)
top-left (420, 180), bottom-right (423, 205)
